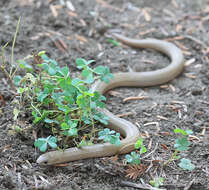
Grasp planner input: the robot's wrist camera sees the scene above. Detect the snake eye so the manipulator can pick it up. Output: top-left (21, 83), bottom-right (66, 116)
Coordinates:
top-left (43, 161), bottom-right (48, 165)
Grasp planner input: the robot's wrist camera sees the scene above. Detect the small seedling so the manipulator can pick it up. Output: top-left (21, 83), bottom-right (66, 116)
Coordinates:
top-left (149, 177), bottom-right (164, 188)
top-left (125, 151), bottom-right (140, 165)
top-left (178, 158), bottom-right (195, 171)
top-left (125, 137), bottom-right (147, 164)
top-left (34, 136), bottom-right (57, 152)
top-left (107, 38), bottom-right (120, 47)
top-left (98, 128), bottom-right (120, 146)
top-left (164, 128), bottom-right (195, 171)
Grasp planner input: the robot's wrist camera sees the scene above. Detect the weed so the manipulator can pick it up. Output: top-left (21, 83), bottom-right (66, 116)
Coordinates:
top-left (10, 50), bottom-right (120, 151)
top-left (125, 137), bottom-right (147, 164)
top-left (149, 177), bottom-right (164, 188)
top-left (164, 128), bottom-right (195, 171)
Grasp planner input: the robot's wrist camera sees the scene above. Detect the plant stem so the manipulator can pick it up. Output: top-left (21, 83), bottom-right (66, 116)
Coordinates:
top-left (10, 17), bottom-right (21, 77)
top-left (163, 149), bottom-right (179, 166)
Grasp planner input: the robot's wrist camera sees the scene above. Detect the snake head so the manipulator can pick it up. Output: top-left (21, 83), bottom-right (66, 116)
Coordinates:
top-left (36, 154), bottom-right (50, 165)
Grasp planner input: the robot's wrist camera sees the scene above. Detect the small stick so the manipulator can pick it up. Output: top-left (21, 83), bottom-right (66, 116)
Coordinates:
top-left (121, 181), bottom-right (166, 190)
top-left (184, 178), bottom-right (196, 190)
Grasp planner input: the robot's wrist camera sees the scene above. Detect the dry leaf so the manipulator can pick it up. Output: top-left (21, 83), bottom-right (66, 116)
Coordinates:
top-left (66, 1), bottom-right (75, 11)
top-left (160, 143), bottom-right (169, 150)
top-left (172, 0), bottom-right (179, 8)
top-left (0, 93), bottom-right (5, 107)
top-left (116, 112), bottom-right (134, 117)
top-left (76, 34), bottom-right (88, 43)
top-left (68, 11), bottom-right (77, 17)
top-left (108, 90), bottom-right (121, 96)
top-left (125, 164), bottom-right (147, 180)
top-left (123, 95), bottom-right (148, 102)
top-left (157, 115), bottom-right (168, 121)
top-left (184, 73), bottom-right (196, 79)
top-left (142, 9), bottom-right (151, 22)
top-left (50, 5), bottom-right (58, 17)
top-left (184, 58), bottom-right (195, 66)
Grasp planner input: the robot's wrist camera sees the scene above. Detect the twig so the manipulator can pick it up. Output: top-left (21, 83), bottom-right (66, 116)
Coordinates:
top-left (121, 181), bottom-right (166, 190)
top-left (183, 35), bottom-right (208, 49)
top-left (0, 43), bottom-right (16, 91)
top-left (10, 17), bottom-right (21, 76)
top-left (184, 178), bottom-right (196, 190)
top-left (142, 143), bottom-right (159, 159)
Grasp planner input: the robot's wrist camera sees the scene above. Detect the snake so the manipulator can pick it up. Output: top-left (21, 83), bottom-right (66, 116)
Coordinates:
top-left (36, 33), bottom-right (184, 165)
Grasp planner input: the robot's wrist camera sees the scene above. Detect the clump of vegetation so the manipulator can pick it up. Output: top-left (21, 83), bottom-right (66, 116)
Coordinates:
top-left (173, 128), bottom-right (195, 171)
top-left (11, 51), bottom-right (122, 151)
top-left (149, 177), bottom-right (164, 188)
top-left (125, 136), bottom-right (147, 165)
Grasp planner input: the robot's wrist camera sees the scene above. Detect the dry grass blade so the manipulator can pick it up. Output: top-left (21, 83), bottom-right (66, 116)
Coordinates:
top-left (125, 164), bottom-right (147, 180)
top-left (0, 93), bottom-right (6, 107)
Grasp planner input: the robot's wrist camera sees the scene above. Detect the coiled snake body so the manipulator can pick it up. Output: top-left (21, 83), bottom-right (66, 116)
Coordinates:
top-left (37, 33), bottom-right (184, 165)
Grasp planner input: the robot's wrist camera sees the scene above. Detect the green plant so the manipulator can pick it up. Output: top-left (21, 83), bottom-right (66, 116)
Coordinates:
top-left (178, 158), bottom-right (195, 171)
top-left (98, 128), bottom-right (120, 146)
top-left (149, 177), bottom-right (164, 188)
top-left (174, 128), bottom-right (192, 151)
top-left (107, 38), bottom-right (119, 47)
top-left (12, 51), bottom-right (118, 152)
top-left (164, 128), bottom-right (195, 171)
top-left (34, 136), bottom-right (57, 152)
top-left (0, 17), bottom-right (21, 91)
top-left (125, 137), bottom-right (147, 164)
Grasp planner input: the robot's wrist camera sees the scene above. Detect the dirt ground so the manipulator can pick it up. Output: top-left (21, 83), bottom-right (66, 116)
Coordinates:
top-left (0, 0), bottom-right (209, 189)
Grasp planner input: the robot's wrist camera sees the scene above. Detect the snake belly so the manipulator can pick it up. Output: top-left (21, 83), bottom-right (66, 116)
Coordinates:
top-left (36, 33), bottom-right (184, 165)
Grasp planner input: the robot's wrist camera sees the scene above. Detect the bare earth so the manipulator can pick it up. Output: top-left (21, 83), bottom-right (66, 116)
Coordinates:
top-left (0, 0), bottom-right (209, 189)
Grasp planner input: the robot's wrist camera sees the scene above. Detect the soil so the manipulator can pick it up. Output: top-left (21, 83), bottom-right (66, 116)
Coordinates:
top-left (0, 0), bottom-right (209, 189)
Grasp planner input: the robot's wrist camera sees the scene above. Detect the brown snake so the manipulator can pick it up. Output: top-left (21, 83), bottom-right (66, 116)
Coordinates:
top-left (36, 33), bottom-right (184, 165)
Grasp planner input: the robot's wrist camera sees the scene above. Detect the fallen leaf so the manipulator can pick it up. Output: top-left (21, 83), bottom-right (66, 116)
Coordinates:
top-left (125, 164), bottom-right (147, 179)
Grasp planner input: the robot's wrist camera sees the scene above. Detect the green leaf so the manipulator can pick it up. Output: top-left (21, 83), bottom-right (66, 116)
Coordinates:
top-left (174, 128), bottom-right (193, 136)
top-left (178, 158), bottom-right (195, 171)
top-left (48, 65), bottom-right (57, 75)
top-left (41, 54), bottom-right (49, 61)
top-left (149, 177), bottom-right (164, 188)
top-left (59, 66), bottom-right (69, 78)
top-left (37, 91), bottom-right (48, 102)
top-left (84, 72), bottom-right (94, 84)
top-left (174, 128), bottom-right (187, 136)
top-left (38, 51), bottom-right (46, 56)
top-left (34, 136), bottom-right (57, 152)
top-left (39, 62), bottom-right (49, 71)
top-left (125, 151), bottom-right (140, 164)
top-left (78, 139), bottom-right (93, 147)
top-left (72, 78), bottom-right (84, 86)
top-left (98, 128), bottom-right (120, 146)
top-left (140, 145), bottom-right (147, 154)
top-left (47, 136), bottom-right (57, 149)
top-left (86, 60), bottom-right (95, 65)
top-left (34, 138), bottom-right (47, 152)
top-left (13, 75), bottom-right (22, 86)
top-left (13, 108), bottom-right (20, 120)
top-left (93, 112), bottom-right (109, 125)
top-left (135, 137), bottom-right (143, 149)
top-left (18, 87), bottom-right (28, 93)
top-left (185, 129), bottom-right (193, 135)
top-left (107, 38), bottom-right (119, 46)
top-left (81, 69), bottom-right (92, 77)
top-left (174, 137), bottom-right (190, 151)
top-left (44, 118), bottom-right (59, 124)
top-left (61, 122), bottom-right (70, 130)
top-left (17, 59), bottom-right (33, 71)
top-left (76, 58), bottom-right (87, 69)
top-left (66, 127), bottom-right (78, 136)
top-left (93, 66), bottom-right (106, 74)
